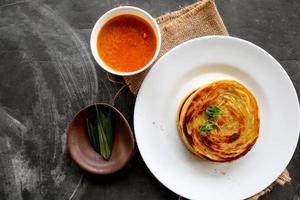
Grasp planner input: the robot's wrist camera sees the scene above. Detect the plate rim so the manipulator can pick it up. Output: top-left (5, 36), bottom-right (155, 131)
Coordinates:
top-left (134, 35), bottom-right (300, 199)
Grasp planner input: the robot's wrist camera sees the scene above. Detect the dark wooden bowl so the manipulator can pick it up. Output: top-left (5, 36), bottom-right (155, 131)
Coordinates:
top-left (67, 103), bottom-right (135, 175)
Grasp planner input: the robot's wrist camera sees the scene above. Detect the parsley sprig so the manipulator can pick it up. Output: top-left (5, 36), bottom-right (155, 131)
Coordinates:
top-left (206, 105), bottom-right (221, 117)
top-left (200, 105), bottom-right (221, 136)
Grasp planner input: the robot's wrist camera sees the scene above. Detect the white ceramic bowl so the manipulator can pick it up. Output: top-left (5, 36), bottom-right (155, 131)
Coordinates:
top-left (90, 6), bottom-right (161, 76)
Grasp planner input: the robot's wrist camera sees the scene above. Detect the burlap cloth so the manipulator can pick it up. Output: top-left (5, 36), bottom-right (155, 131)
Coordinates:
top-left (124, 0), bottom-right (291, 199)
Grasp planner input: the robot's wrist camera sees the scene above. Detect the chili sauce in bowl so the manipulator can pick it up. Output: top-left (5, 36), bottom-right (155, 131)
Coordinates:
top-left (90, 6), bottom-right (161, 76)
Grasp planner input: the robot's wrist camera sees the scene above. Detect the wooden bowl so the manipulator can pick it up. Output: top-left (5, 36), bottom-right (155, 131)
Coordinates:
top-left (67, 103), bottom-right (135, 174)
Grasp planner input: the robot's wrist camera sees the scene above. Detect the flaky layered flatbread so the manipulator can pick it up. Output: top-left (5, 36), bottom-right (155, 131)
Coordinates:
top-left (177, 80), bottom-right (260, 162)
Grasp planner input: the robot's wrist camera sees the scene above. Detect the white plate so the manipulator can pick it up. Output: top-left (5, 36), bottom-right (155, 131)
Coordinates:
top-left (134, 36), bottom-right (300, 200)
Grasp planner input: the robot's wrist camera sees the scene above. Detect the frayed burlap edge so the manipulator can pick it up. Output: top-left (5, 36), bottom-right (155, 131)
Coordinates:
top-left (248, 169), bottom-right (291, 200)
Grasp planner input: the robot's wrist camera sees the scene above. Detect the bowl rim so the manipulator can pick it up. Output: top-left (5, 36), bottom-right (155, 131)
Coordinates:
top-left (66, 103), bottom-right (135, 175)
top-left (90, 6), bottom-right (162, 76)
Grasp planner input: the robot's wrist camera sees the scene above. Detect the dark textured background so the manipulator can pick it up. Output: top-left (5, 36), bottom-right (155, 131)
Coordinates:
top-left (0, 0), bottom-right (299, 199)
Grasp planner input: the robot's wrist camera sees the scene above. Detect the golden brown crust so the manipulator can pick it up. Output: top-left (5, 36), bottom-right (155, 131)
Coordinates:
top-left (177, 80), bottom-right (260, 162)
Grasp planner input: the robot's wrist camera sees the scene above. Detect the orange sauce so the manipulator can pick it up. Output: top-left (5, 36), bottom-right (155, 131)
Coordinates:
top-left (97, 14), bottom-right (157, 73)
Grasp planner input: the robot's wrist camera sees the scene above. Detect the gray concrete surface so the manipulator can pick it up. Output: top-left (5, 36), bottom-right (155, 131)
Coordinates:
top-left (0, 0), bottom-right (299, 199)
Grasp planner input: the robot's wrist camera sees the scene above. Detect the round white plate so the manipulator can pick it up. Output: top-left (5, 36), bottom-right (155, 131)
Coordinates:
top-left (134, 36), bottom-right (300, 200)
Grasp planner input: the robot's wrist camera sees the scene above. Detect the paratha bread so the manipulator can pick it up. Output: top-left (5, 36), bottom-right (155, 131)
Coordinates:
top-left (177, 80), bottom-right (260, 162)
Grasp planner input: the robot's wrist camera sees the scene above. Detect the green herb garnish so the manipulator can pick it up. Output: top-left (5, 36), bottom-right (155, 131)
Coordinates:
top-left (86, 119), bottom-right (100, 153)
top-left (86, 105), bottom-right (113, 160)
top-left (206, 105), bottom-right (221, 117)
top-left (200, 105), bottom-right (221, 136)
top-left (200, 122), bottom-right (213, 134)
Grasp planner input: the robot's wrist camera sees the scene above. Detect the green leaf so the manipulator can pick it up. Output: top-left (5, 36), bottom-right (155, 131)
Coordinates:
top-left (86, 119), bottom-right (94, 146)
top-left (206, 105), bottom-right (221, 118)
top-left (92, 121), bottom-right (100, 153)
top-left (86, 106), bottom-right (114, 160)
top-left (97, 119), bottom-right (107, 159)
top-left (101, 110), bottom-right (113, 160)
top-left (86, 119), bottom-right (100, 153)
top-left (104, 110), bottom-right (113, 149)
top-left (200, 122), bottom-right (213, 135)
top-left (199, 105), bottom-right (222, 136)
